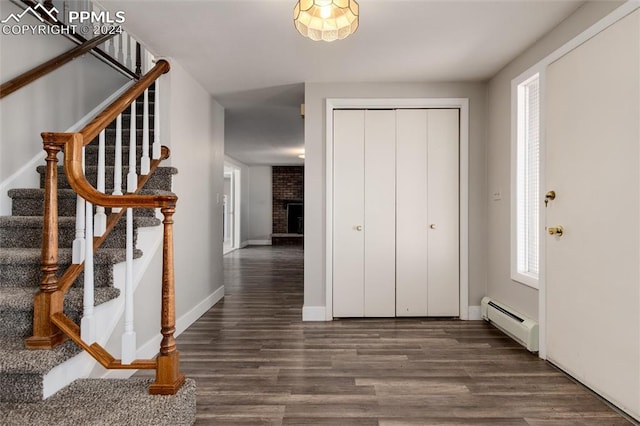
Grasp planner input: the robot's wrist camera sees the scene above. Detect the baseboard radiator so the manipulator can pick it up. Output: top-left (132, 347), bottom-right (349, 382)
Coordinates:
top-left (481, 297), bottom-right (539, 352)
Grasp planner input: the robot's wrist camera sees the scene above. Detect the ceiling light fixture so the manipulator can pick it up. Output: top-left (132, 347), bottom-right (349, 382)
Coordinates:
top-left (293, 0), bottom-right (359, 42)
top-left (298, 154), bottom-right (306, 159)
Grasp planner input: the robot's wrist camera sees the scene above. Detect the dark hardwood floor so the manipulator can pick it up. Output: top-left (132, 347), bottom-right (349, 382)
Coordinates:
top-left (173, 246), bottom-right (631, 425)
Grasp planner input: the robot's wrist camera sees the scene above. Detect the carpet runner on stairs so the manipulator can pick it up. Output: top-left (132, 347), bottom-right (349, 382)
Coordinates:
top-left (0, 87), bottom-right (194, 424)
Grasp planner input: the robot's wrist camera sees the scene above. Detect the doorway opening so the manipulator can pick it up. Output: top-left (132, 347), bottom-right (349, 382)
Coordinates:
top-left (223, 162), bottom-right (241, 255)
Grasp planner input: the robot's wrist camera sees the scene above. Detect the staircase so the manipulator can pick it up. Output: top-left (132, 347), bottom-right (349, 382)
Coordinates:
top-left (0, 88), bottom-right (195, 424)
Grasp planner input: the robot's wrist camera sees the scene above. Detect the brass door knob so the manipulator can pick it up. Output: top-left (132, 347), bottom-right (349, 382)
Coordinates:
top-left (429, 224), bottom-right (436, 229)
top-left (355, 225), bottom-right (363, 231)
top-left (548, 226), bottom-right (564, 236)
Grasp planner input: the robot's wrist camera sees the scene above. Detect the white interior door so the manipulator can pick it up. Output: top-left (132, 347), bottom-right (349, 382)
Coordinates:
top-left (333, 110), bottom-right (365, 317)
top-left (396, 109), bottom-right (460, 316)
top-left (426, 109), bottom-right (459, 316)
top-left (396, 110), bottom-right (429, 316)
top-left (364, 110), bottom-right (396, 317)
top-left (545, 10), bottom-right (639, 418)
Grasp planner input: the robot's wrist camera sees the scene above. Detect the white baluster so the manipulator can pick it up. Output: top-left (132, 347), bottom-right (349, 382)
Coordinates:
top-left (121, 207), bottom-right (136, 364)
top-left (126, 33), bottom-right (133, 70)
top-left (72, 147), bottom-right (86, 264)
top-left (117, 32), bottom-right (124, 64)
top-left (106, 37), bottom-right (115, 57)
top-left (94, 130), bottom-right (107, 236)
top-left (141, 89), bottom-right (150, 175)
top-left (81, 199), bottom-right (96, 344)
top-left (152, 79), bottom-right (161, 160)
top-left (127, 100), bottom-right (138, 192)
top-left (63, 0), bottom-right (70, 25)
top-left (112, 114), bottom-right (123, 213)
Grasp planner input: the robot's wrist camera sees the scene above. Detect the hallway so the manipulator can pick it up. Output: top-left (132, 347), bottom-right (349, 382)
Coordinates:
top-left (178, 246), bottom-right (628, 425)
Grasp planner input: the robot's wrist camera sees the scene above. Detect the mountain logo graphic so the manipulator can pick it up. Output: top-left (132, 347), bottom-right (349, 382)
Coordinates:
top-left (1, 4), bottom-right (59, 24)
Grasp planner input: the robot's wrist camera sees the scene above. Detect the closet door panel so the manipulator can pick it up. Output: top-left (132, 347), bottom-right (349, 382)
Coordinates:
top-left (426, 109), bottom-right (460, 316)
top-left (333, 110), bottom-right (365, 317)
top-left (395, 109), bottom-right (429, 316)
top-left (364, 110), bottom-right (396, 317)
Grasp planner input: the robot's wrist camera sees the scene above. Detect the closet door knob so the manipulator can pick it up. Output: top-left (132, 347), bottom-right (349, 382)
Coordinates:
top-left (430, 224), bottom-right (436, 229)
top-left (356, 225), bottom-right (363, 231)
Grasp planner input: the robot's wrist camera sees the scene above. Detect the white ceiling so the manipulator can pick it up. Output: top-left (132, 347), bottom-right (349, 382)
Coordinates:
top-left (102, 0), bottom-right (584, 165)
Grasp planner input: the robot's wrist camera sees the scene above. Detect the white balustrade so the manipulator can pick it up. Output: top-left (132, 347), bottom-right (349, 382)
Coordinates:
top-left (121, 207), bottom-right (136, 364)
top-left (81, 198), bottom-right (96, 344)
top-left (112, 114), bottom-right (123, 213)
top-left (94, 130), bottom-right (107, 236)
top-left (152, 80), bottom-right (161, 160)
top-left (126, 33), bottom-right (134, 71)
top-left (117, 32), bottom-right (125, 64)
top-left (127, 100), bottom-right (138, 192)
top-left (141, 89), bottom-right (150, 175)
top-left (72, 147), bottom-right (86, 264)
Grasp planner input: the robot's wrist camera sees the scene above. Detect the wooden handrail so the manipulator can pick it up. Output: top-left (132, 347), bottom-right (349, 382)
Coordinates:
top-left (80, 59), bottom-right (170, 144)
top-left (27, 57), bottom-right (185, 394)
top-left (16, 0), bottom-right (138, 80)
top-left (0, 33), bottom-right (116, 99)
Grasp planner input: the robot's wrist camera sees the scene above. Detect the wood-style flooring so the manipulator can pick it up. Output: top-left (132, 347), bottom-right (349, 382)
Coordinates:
top-left (163, 246), bottom-right (631, 425)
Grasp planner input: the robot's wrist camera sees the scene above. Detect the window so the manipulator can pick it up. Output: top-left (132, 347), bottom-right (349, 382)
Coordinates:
top-left (513, 73), bottom-right (540, 288)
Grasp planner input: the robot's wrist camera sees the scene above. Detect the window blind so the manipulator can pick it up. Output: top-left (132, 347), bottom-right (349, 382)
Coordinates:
top-left (517, 76), bottom-right (540, 280)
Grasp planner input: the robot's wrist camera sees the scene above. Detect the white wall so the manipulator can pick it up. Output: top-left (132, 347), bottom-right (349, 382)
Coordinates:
top-left (304, 82), bottom-right (488, 313)
top-left (486, 1), bottom-right (623, 320)
top-left (247, 166), bottom-right (272, 244)
top-left (162, 61), bottom-right (225, 316)
top-left (0, 1), bottom-right (129, 184)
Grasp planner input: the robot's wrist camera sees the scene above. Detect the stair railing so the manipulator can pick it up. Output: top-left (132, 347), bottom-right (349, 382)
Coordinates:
top-left (25, 59), bottom-right (185, 395)
top-left (5, 0), bottom-right (152, 93)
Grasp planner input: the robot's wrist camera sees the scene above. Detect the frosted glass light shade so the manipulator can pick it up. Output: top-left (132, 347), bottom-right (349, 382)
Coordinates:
top-left (293, 0), bottom-right (359, 42)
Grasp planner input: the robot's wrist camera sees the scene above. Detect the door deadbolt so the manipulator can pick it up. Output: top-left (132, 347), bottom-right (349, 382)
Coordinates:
top-left (544, 190), bottom-right (556, 207)
top-left (548, 226), bottom-right (564, 237)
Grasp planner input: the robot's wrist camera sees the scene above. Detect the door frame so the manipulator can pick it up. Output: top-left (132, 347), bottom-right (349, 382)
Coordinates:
top-left (511, 0), bottom-right (640, 360)
top-left (324, 98), bottom-right (470, 320)
top-left (223, 161), bottom-right (242, 255)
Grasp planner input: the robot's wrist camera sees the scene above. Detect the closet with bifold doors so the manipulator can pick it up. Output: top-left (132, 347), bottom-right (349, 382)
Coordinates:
top-left (332, 108), bottom-right (459, 318)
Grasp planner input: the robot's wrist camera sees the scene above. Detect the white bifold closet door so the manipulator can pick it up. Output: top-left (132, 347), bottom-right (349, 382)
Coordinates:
top-left (333, 108), bottom-right (458, 318)
top-left (333, 110), bottom-right (396, 318)
top-left (396, 109), bottom-right (459, 317)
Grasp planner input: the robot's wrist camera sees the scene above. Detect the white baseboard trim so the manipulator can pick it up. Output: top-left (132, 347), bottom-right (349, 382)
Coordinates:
top-left (468, 305), bottom-right (482, 320)
top-left (240, 240), bottom-right (249, 248)
top-left (100, 285), bottom-right (225, 379)
top-left (302, 306), bottom-right (327, 321)
top-left (247, 239), bottom-right (272, 246)
top-left (176, 285), bottom-right (224, 335)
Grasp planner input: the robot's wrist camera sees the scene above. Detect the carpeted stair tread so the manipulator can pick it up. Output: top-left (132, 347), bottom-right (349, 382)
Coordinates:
top-left (0, 287), bottom-right (120, 312)
top-left (0, 286), bottom-right (120, 338)
top-left (36, 165), bottom-right (177, 191)
top-left (0, 215), bottom-right (160, 229)
top-left (0, 247), bottom-right (143, 289)
top-left (0, 214), bottom-right (160, 248)
top-left (0, 247), bottom-right (142, 266)
top-left (0, 378), bottom-right (196, 426)
top-left (8, 188), bottom-right (163, 217)
top-left (0, 337), bottom-right (81, 374)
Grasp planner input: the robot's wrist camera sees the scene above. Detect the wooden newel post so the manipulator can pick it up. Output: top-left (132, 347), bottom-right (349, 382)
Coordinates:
top-left (26, 138), bottom-right (66, 349)
top-left (150, 205), bottom-right (185, 395)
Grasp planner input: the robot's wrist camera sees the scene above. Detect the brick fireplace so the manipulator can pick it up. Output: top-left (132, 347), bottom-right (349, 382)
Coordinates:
top-left (272, 166), bottom-right (304, 246)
